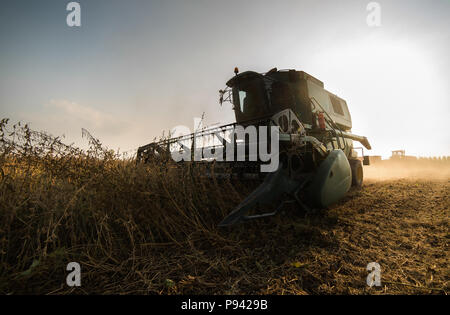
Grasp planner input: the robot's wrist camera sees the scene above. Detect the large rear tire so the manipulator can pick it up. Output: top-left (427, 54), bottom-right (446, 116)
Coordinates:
top-left (349, 159), bottom-right (363, 188)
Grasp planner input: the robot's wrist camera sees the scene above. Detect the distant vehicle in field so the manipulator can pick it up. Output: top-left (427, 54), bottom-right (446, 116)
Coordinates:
top-left (390, 150), bottom-right (417, 161)
top-left (391, 150), bottom-right (406, 159)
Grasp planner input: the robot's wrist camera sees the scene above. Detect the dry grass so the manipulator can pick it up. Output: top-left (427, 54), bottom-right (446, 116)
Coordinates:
top-left (0, 119), bottom-right (448, 294)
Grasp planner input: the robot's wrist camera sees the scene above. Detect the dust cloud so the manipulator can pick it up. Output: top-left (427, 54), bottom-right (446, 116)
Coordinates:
top-left (363, 158), bottom-right (450, 181)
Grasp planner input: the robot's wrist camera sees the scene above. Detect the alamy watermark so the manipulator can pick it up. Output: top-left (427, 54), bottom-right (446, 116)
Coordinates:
top-left (66, 262), bottom-right (81, 287)
top-left (170, 118), bottom-right (279, 173)
top-left (366, 2), bottom-right (381, 27)
top-left (64, 3), bottom-right (381, 29)
top-left (66, 2), bottom-right (81, 27)
top-left (366, 262), bottom-right (381, 287)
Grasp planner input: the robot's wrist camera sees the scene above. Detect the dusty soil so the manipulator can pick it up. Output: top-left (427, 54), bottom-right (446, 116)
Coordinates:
top-left (150, 177), bottom-right (449, 295)
top-left (3, 174), bottom-right (449, 295)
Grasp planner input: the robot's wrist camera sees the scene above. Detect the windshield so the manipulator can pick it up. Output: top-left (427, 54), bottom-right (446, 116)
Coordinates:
top-left (227, 72), bottom-right (313, 125)
top-left (232, 78), bottom-right (268, 122)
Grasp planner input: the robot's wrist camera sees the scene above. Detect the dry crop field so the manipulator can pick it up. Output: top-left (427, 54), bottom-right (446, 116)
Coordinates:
top-left (0, 119), bottom-right (448, 294)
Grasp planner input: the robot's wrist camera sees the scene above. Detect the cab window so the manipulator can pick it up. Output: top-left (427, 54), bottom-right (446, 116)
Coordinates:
top-left (330, 95), bottom-right (344, 115)
top-left (232, 78), bottom-right (267, 121)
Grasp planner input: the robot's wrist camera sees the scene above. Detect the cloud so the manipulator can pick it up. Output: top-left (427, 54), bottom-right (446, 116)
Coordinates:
top-left (46, 99), bottom-right (130, 135)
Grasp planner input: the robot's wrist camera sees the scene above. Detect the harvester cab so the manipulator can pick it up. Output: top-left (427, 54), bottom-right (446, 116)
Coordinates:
top-left (224, 68), bottom-right (315, 126)
top-left (138, 68), bottom-right (372, 226)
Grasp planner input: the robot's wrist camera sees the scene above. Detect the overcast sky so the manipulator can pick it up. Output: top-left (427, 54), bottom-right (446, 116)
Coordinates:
top-left (0, 0), bottom-right (449, 157)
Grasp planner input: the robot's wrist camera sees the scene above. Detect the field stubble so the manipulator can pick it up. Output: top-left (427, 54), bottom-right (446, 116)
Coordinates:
top-left (0, 119), bottom-right (448, 294)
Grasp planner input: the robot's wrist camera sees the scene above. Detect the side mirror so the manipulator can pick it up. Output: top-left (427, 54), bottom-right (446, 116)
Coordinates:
top-left (363, 156), bottom-right (370, 166)
top-left (219, 88), bottom-right (232, 106)
top-left (219, 90), bottom-right (224, 105)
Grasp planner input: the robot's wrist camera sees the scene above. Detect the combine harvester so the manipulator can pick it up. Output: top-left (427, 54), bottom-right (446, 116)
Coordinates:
top-left (137, 68), bottom-right (371, 226)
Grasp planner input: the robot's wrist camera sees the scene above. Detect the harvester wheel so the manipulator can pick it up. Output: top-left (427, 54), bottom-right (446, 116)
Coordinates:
top-left (349, 159), bottom-right (363, 187)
